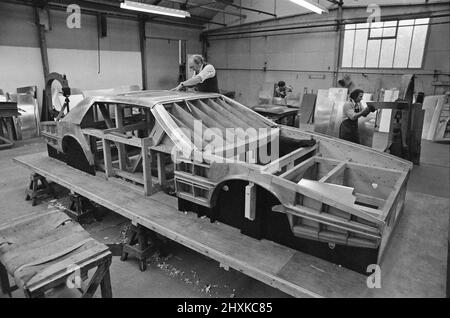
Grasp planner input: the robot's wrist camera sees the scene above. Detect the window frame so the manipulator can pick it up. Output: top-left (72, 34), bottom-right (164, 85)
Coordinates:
top-left (340, 17), bottom-right (431, 70)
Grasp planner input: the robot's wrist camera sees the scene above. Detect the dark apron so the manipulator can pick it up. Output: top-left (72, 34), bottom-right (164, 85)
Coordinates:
top-left (339, 118), bottom-right (360, 144)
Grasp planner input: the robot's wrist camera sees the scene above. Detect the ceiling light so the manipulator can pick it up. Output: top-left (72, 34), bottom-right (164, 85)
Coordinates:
top-left (289, 0), bottom-right (329, 14)
top-left (120, 0), bottom-right (191, 18)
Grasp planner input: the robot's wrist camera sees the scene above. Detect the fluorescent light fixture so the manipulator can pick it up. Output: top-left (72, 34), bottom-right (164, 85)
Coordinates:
top-left (120, 0), bottom-right (191, 18)
top-left (289, 0), bottom-right (329, 14)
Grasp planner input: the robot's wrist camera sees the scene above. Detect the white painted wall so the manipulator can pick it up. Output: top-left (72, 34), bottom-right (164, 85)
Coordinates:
top-left (207, 3), bottom-right (450, 106)
top-left (0, 46), bottom-right (44, 95)
top-left (47, 48), bottom-right (142, 91)
top-left (0, 2), bottom-right (202, 108)
top-left (208, 0), bottom-right (448, 29)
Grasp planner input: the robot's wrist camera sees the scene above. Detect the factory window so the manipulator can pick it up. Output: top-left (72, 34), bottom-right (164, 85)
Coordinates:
top-left (341, 18), bottom-right (429, 69)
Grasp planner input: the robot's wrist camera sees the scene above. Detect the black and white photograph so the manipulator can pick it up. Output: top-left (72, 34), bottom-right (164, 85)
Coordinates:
top-left (0, 0), bottom-right (449, 301)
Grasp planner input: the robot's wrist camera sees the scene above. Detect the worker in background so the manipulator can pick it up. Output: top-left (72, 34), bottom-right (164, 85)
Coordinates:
top-left (339, 89), bottom-right (372, 144)
top-left (172, 54), bottom-right (219, 93)
top-left (274, 81), bottom-right (293, 99)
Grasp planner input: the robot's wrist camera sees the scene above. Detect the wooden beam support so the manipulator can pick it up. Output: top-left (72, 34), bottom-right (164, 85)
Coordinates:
top-left (102, 139), bottom-right (113, 178)
top-left (115, 105), bottom-right (127, 171)
top-left (319, 160), bottom-right (348, 183)
top-left (141, 138), bottom-right (153, 196)
top-left (263, 144), bottom-right (318, 174)
top-left (315, 156), bottom-right (404, 175)
top-left (245, 182), bottom-right (256, 221)
top-left (279, 157), bottom-right (317, 180)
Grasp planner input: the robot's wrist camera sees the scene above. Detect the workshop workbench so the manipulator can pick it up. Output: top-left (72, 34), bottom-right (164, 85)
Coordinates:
top-left (251, 104), bottom-right (299, 127)
top-left (13, 152), bottom-right (449, 297)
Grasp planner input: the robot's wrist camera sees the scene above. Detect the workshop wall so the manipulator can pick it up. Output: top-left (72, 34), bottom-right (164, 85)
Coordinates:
top-left (207, 3), bottom-right (450, 107)
top-left (208, 0), bottom-right (447, 29)
top-left (0, 2), bottom-right (202, 105)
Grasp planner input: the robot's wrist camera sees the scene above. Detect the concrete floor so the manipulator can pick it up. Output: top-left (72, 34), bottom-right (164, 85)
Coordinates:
top-left (0, 136), bottom-right (448, 298)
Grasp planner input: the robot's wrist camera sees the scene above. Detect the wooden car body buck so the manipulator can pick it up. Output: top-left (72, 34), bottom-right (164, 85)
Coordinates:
top-left (41, 90), bottom-right (412, 272)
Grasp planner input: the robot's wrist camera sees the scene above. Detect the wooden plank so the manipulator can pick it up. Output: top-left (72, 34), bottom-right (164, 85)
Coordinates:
top-left (319, 160), bottom-right (348, 183)
top-left (152, 104), bottom-right (194, 155)
top-left (244, 182), bottom-right (256, 221)
top-left (279, 157), bottom-right (317, 180)
top-left (273, 205), bottom-right (380, 239)
top-left (97, 104), bottom-right (114, 129)
top-left (355, 193), bottom-right (385, 209)
top-left (280, 126), bottom-right (413, 172)
top-left (141, 138), bottom-right (152, 196)
top-left (263, 144), bottom-right (318, 174)
top-left (169, 112), bottom-right (206, 149)
top-left (103, 121), bottom-right (147, 135)
top-left (272, 177), bottom-right (383, 224)
top-left (114, 105), bottom-right (127, 171)
top-left (82, 129), bottom-right (143, 147)
top-left (314, 156), bottom-right (403, 176)
top-left (149, 122), bottom-right (165, 146)
top-left (102, 139), bottom-right (113, 178)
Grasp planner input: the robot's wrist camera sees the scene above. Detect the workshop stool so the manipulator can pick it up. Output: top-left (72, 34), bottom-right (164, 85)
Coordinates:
top-left (121, 225), bottom-right (154, 272)
top-left (0, 210), bottom-right (112, 298)
top-left (25, 173), bottom-right (54, 206)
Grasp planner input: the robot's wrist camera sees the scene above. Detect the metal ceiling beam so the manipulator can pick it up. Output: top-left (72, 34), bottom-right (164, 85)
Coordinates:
top-left (44, 0), bottom-right (225, 26)
top-left (77, 0), bottom-right (222, 25)
top-left (4, 0), bottom-right (207, 29)
top-left (165, 0), bottom-right (246, 18)
top-left (213, 0), bottom-right (277, 17)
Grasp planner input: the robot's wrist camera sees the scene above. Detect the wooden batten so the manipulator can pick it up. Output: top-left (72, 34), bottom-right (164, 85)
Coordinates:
top-left (221, 95), bottom-right (274, 128)
top-left (319, 160), bottom-right (348, 183)
top-left (152, 104), bottom-right (194, 156)
top-left (149, 122), bottom-right (165, 146)
top-left (272, 176), bottom-right (383, 225)
top-left (279, 157), bottom-right (317, 180)
top-left (215, 98), bottom-right (265, 128)
top-left (194, 100), bottom-right (239, 130)
top-left (102, 139), bottom-right (113, 178)
top-left (186, 101), bottom-right (228, 133)
top-left (245, 182), bottom-right (257, 221)
top-left (262, 144), bottom-right (318, 174)
top-left (206, 99), bottom-right (251, 130)
top-left (141, 137), bottom-right (153, 196)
